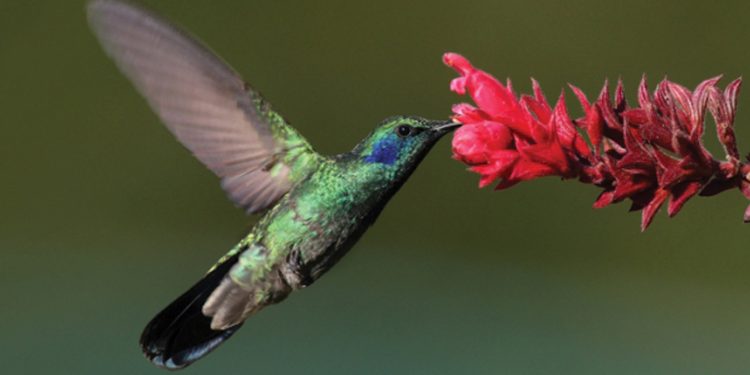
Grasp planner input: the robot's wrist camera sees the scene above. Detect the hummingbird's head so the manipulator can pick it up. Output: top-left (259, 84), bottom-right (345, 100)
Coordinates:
top-left (353, 116), bottom-right (459, 177)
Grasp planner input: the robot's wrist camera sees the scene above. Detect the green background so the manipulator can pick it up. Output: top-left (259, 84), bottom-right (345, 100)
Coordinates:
top-left (3, 0), bottom-right (750, 373)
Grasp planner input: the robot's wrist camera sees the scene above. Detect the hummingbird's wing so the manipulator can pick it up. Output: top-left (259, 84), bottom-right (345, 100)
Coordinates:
top-left (88, 0), bottom-right (320, 214)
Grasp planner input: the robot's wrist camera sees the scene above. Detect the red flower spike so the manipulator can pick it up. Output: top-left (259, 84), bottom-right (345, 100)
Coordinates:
top-left (444, 52), bottom-right (749, 230)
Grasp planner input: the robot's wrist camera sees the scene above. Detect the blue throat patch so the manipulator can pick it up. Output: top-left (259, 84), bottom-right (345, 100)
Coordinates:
top-left (364, 137), bottom-right (400, 165)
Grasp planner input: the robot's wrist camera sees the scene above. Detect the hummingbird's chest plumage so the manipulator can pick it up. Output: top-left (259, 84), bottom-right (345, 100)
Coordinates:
top-left (242, 157), bottom-right (397, 289)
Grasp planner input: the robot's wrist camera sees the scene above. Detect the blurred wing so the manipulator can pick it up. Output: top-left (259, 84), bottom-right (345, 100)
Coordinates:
top-left (87, 0), bottom-right (318, 214)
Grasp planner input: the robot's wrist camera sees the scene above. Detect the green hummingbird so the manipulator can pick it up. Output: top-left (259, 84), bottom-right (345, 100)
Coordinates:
top-left (88, 0), bottom-right (459, 369)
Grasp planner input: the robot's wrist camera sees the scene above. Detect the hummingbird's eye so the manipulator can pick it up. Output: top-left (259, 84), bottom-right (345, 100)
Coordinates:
top-left (396, 125), bottom-right (413, 138)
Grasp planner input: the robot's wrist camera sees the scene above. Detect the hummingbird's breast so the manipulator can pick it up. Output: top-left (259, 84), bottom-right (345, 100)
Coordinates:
top-left (251, 158), bottom-right (396, 288)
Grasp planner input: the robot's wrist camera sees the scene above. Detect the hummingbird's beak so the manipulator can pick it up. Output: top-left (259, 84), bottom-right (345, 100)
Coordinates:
top-left (430, 121), bottom-right (462, 133)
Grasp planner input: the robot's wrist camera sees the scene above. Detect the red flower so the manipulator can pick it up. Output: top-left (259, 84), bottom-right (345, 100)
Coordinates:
top-left (444, 52), bottom-right (748, 230)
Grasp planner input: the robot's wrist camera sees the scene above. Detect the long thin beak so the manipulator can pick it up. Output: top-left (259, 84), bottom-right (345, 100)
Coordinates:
top-left (431, 121), bottom-right (462, 132)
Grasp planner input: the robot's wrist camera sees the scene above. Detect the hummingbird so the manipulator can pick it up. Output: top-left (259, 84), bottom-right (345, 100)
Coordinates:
top-left (88, 0), bottom-right (459, 369)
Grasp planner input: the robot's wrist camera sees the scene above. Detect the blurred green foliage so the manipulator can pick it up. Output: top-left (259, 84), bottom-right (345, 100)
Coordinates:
top-left (3, 0), bottom-right (750, 373)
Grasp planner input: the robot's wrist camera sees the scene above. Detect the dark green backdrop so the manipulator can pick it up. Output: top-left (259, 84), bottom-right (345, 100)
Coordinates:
top-left (3, 1), bottom-right (750, 373)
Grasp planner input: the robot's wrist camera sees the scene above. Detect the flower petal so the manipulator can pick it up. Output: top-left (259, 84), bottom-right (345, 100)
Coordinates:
top-left (641, 189), bottom-right (669, 231)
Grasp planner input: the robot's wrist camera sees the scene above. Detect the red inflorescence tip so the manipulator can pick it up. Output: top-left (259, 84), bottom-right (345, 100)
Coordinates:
top-left (444, 52), bottom-right (746, 230)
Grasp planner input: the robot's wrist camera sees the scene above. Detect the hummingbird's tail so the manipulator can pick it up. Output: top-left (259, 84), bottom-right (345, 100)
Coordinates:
top-left (139, 253), bottom-right (242, 370)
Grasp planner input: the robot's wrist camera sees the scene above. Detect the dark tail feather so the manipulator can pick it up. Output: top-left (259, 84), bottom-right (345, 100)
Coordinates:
top-left (140, 253), bottom-right (242, 370)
